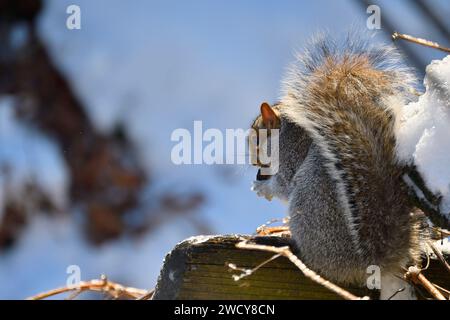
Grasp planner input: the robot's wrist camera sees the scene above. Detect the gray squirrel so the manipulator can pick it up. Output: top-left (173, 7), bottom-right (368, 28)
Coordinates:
top-left (250, 34), bottom-right (426, 299)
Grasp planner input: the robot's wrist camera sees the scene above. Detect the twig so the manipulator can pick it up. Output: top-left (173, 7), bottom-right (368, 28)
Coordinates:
top-left (421, 244), bottom-right (431, 271)
top-left (432, 227), bottom-right (450, 238)
top-left (136, 289), bottom-right (155, 300)
top-left (392, 32), bottom-right (450, 53)
top-left (27, 275), bottom-right (149, 300)
top-left (404, 170), bottom-right (449, 230)
top-left (228, 253), bottom-right (284, 281)
top-left (427, 240), bottom-right (450, 274)
top-left (256, 226), bottom-right (290, 236)
top-left (433, 282), bottom-right (450, 299)
top-left (235, 239), bottom-right (368, 300)
top-left (256, 217), bottom-right (291, 236)
top-left (356, 0), bottom-right (426, 74)
top-left (387, 287), bottom-right (406, 300)
top-left (405, 266), bottom-right (447, 300)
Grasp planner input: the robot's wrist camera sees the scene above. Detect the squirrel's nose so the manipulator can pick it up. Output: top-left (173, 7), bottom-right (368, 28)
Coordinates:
top-left (256, 169), bottom-right (271, 181)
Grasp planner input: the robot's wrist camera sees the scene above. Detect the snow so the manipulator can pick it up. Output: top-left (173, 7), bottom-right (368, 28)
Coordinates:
top-left (183, 235), bottom-right (220, 245)
top-left (397, 55), bottom-right (450, 217)
top-left (433, 237), bottom-right (450, 255)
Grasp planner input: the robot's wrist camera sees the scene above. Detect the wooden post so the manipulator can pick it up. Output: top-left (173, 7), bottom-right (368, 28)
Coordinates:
top-left (152, 235), bottom-right (450, 300)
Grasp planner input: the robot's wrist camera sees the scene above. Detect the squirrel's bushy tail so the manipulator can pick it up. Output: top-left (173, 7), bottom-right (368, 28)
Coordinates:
top-left (280, 33), bottom-right (418, 265)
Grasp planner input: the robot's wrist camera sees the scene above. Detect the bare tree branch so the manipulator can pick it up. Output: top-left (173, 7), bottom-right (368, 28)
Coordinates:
top-left (393, 32), bottom-right (450, 53)
top-left (405, 266), bottom-right (447, 300)
top-left (27, 275), bottom-right (149, 300)
top-left (427, 241), bottom-right (450, 274)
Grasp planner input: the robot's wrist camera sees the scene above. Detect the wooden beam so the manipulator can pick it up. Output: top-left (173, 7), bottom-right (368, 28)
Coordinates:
top-left (153, 235), bottom-right (450, 300)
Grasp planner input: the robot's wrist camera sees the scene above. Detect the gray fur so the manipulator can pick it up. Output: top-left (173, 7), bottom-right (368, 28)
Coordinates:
top-left (252, 34), bottom-right (425, 292)
top-left (288, 143), bottom-right (367, 283)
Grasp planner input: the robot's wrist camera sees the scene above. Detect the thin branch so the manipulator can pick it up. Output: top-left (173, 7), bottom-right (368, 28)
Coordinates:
top-left (387, 287), bottom-right (406, 300)
top-left (354, 0), bottom-right (426, 75)
top-left (433, 283), bottom-right (450, 299)
top-left (136, 289), bottom-right (155, 300)
top-left (405, 170), bottom-right (449, 230)
top-left (256, 217), bottom-right (290, 236)
top-left (234, 239), bottom-right (368, 300)
top-left (392, 32), bottom-right (450, 53)
top-left (405, 266), bottom-right (447, 300)
top-left (427, 240), bottom-right (450, 274)
top-left (27, 275), bottom-right (149, 300)
top-left (228, 253), bottom-right (284, 281)
top-left (256, 226), bottom-right (290, 236)
top-left (432, 227), bottom-right (450, 238)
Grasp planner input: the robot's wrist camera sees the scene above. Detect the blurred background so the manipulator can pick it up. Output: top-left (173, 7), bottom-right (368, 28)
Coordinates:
top-left (0, 0), bottom-right (448, 299)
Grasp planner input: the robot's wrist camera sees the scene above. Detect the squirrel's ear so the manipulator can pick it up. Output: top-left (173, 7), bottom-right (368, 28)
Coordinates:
top-left (260, 102), bottom-right (280, 129)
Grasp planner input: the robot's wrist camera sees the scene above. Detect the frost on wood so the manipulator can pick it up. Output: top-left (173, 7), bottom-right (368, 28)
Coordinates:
top-left (397, 55), bottom-right (450, 219)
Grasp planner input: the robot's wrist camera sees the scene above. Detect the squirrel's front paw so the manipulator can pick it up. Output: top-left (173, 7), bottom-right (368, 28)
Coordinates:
top-left (251, 181), bottom-right (274, 201)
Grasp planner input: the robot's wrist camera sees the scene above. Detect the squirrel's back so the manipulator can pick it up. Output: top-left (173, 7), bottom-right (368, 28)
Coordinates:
top-left (280, 33), bottom-right (421, 271)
